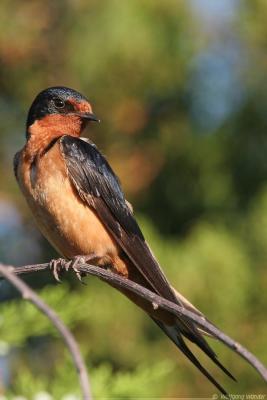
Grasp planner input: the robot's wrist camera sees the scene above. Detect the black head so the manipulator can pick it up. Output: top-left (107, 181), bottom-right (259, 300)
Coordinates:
top-left (26, 86), bottom-right (99, 128)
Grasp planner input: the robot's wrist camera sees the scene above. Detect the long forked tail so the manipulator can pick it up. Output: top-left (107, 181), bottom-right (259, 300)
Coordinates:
top-left (153, 319), bottom-right (235, 396)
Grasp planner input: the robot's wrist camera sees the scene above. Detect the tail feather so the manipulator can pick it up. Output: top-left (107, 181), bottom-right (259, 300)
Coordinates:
top-left (171, 286), bottom-right (214, 338)
top-left (170, 288), bottom-right (236, 382)
top-left (153, 319), bottom-right (235, 395)
top-left (181, 320), bottom-right (236, 381)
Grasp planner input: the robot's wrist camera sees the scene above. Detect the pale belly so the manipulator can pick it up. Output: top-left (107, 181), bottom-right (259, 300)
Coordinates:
top-left (18, 145), bottom-right (119, 261)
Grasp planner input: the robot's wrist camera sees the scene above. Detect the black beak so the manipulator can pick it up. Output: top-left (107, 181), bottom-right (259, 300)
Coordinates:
top-left (76, 112), bottom-right (100, 122)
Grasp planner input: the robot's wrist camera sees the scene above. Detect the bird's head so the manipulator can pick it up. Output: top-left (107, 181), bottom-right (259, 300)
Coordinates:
top-left (26, 86), bottom-right (99, 140)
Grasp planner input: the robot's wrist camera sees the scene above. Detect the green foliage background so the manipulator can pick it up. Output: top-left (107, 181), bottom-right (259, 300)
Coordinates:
top-left (0, 0), bottom-right (267, 398)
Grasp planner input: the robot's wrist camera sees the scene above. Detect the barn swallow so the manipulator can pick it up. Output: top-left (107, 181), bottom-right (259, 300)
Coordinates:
top-left (14, 86), bottom-right (234, 394)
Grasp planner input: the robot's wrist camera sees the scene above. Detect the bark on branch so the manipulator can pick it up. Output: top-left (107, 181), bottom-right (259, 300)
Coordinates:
top-left (1, 259), bottom-right (267, 390)
top-left (0, 264), bottom-right (92, 400)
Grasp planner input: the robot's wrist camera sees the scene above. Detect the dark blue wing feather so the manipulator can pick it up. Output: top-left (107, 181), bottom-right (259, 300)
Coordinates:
top-left (60, 136), bottom-right (144, 238)
top-left (59, 135), bottom-right (233, 393)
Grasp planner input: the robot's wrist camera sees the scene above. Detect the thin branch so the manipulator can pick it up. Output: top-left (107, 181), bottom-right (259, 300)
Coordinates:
top-left (11, 260), bottom-right (267, 383)
top-left (0, 264), bottom-right (92, 400)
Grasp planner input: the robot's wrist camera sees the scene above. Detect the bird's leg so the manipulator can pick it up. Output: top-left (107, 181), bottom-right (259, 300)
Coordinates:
top-left (49, 255), bottom-right (97, 282)
top-left (49, 257), bottom-right (66, 282)
top-left (65, 254), bottom-right (98, 281)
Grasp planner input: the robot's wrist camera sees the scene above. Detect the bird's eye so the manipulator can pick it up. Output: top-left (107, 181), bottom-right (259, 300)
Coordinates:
top-left (53, 98), bottom-right (65, 108)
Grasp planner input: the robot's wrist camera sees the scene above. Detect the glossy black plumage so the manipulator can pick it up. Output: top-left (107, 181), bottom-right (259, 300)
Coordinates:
top-left (60, 135), bottom-right (178, 302)
top-left (60, 135), bottom-right (142, 238)
top-left (26, 86), bottom-right (88, 128)
top-left (60, 134), bottom-right (234, 394)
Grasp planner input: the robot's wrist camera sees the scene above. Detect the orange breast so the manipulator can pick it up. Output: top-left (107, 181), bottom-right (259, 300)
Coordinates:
top-left (16, 139), bottom-right (177, 323)
top-left (17, 141), bottom-right (119, 261)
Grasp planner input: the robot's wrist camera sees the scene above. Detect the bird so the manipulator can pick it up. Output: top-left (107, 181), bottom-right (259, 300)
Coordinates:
top-left (14, 86), bottom-right (234, 395)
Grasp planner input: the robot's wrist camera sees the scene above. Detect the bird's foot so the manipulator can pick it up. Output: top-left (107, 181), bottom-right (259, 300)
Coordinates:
top-left (65, 254), bottom-right (98, 282)
top-left (49, 258), bottom-right (66, 282)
